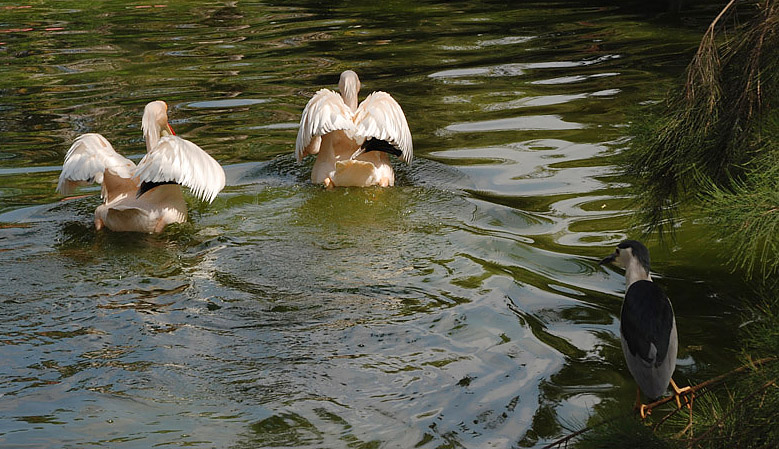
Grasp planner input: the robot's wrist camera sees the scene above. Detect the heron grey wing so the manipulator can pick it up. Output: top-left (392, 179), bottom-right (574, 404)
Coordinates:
top-left (620, 280), bottom-right (675, 367)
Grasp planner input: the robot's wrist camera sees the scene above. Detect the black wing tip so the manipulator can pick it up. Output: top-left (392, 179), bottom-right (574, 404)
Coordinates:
top-left (360, 138), bottom-right (403, 158)
top-left (137, 181), bottom-right (178, 198)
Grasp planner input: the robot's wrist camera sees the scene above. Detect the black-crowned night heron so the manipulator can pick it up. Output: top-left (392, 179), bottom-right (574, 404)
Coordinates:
top-left (600, 240), bottom-right (692, 418)
top-left (295, 70), bottom-right (413, 188)
top-left (57, 101), bottom-right (225, 233)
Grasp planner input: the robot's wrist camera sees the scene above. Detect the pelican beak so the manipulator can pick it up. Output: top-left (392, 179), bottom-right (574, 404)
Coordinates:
top-left (162, 101), bottom-right (174, 134)
top-left (599, 252), bottom-right (617, 265)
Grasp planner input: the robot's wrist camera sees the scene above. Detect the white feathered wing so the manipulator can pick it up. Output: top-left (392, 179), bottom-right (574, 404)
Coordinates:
top-left (295, 88), bottom-right (356, 162)
top-left (57, 133), bottom-right (136, 198)
top-left (352, 91), bottom-right (413, 164)
top-left (133, 135), bottom-right (225, 203)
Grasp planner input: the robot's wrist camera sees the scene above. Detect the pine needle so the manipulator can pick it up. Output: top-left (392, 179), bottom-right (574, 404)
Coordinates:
top-left (624, 0), bottom-right (778, 249)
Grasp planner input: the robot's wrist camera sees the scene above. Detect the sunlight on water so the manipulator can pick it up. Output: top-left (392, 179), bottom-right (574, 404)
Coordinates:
top-left (0, 1), bottom-right (747, 448)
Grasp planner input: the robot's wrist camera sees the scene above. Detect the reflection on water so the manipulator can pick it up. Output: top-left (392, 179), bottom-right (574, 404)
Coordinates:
top-left (0, 1), bottom-right (746, 448)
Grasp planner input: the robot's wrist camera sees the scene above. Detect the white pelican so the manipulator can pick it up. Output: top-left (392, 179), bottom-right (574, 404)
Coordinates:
top-left (57, 101), bottom-right (225, 233)
top-left (295, 70), bottom-right (413, 188)
top-left (600, 240), bottom-right (692, 418)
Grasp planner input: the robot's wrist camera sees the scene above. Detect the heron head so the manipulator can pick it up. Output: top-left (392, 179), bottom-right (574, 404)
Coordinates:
top-left (600, 240), bottom-right (651, 273)
top-left (141, 100), bottom-right (175, 152)
top-left (338, 70), bottom-right (361, 110)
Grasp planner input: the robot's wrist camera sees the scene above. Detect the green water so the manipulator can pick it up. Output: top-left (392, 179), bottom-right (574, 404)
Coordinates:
top-left (0, 1), bottom-right (746, 448)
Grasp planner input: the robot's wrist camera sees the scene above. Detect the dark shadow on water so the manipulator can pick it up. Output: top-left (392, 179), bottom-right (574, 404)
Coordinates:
top-left (240, 410), bottom-right (382, 449)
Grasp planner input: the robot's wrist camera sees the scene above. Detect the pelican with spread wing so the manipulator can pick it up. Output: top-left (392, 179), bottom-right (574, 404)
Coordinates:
top-left (295, 70), bottom-right (413, 188)
top-left (57, 101), bottom-right (225, 233)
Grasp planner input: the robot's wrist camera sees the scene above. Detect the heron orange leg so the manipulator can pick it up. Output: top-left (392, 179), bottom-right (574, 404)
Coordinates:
top-left (634, 387), bottom-right (650, 419)
top-left (670, 379), bottom-right (693, 409)
top-left (671, 379), bottom-right (694, 434)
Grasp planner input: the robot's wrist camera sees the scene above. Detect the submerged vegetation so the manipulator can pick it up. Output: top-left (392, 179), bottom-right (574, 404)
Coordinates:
top-left (560, 1), bottom-right (779, 448)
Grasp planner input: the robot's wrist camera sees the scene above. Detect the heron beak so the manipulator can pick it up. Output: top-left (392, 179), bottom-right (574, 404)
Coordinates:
top-left (599, 253), bottom-right (617, 265)
top-left (167, 123), bottom-right (176, 136)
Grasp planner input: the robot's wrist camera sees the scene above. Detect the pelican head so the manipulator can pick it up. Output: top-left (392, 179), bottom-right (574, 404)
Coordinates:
top-left (141, 100), bottom-right (175, 153)
top-left (338, 70), bottom-right (361, 111)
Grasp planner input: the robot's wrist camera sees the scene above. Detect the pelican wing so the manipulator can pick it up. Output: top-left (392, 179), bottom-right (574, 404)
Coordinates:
top-left (295, 88), bottom-right (355, 162)
top-left (353, 91), bottom-right (413, 164)
top-left (134, 136), bottom-right (225, 203)
top-left (57, 133), bottom-right (136, 196)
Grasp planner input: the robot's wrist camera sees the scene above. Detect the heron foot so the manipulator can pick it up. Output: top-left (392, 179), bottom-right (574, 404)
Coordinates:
top-left (639, 404), bottom-right (650, 419)
top-left (670, 379), bottom-right (694, 410)
top-left (671, 379), bottom-right (695, 435)
top-left (633, 388), bottom-right (651, 419)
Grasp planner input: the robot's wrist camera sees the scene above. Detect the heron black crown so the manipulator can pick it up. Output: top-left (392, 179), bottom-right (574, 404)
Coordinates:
top-left (618, 240), bottom-right (651, 273)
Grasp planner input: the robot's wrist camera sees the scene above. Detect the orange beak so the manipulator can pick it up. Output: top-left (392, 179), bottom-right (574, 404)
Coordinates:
top-left (161, 101), bottom-right (175, 135)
